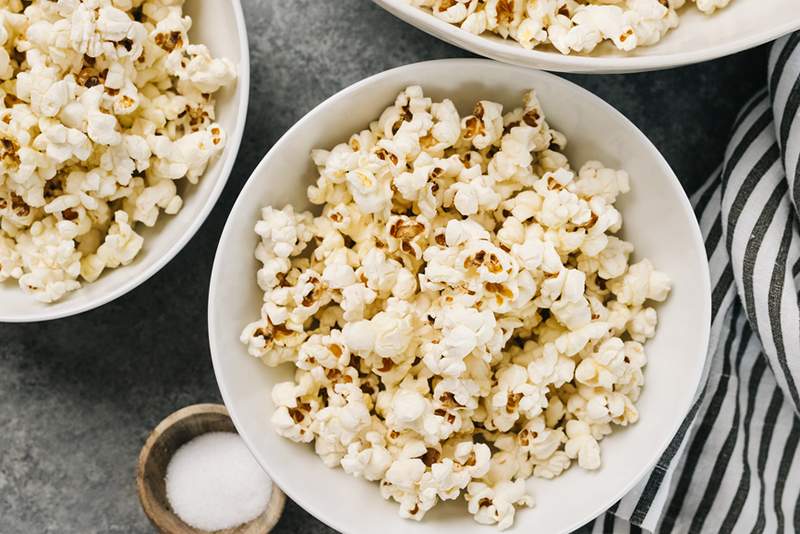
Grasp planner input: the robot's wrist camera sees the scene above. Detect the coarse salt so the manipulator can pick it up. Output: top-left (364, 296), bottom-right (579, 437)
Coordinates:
top-left (165, 432), bottom-right (272, 531)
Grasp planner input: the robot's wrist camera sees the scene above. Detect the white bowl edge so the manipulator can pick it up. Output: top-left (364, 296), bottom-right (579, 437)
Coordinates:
top-left (209, 59), bottom-right (712, 534)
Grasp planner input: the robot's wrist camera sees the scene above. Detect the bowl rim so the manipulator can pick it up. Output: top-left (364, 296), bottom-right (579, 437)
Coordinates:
top-left (209, 58), bottom-right (712, 534)
top-left (372, 0), bottom-right (800, 73)
top-left (0, 0), bottom-right (251, 323)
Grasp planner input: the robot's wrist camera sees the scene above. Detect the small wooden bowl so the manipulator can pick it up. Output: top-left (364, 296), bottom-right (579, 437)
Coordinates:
top-left (137, 404), bottom-right (285, 534)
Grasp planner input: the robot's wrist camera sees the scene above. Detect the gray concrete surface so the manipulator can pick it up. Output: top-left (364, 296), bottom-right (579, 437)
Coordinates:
top-left (0, 1), bottom-right (771, 533)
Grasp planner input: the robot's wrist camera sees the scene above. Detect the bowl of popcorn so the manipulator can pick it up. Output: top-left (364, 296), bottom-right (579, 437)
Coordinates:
top-left (209, 59), bottom-right (710, 533)
top-left (0, 0), bottom-right (248, 322)
top-left (372, 0), bottom-right (800, 73)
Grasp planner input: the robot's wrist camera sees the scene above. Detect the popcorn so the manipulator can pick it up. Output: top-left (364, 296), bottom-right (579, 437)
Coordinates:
top-left (532, 450), bottom-right (571, 479)
top-left (627, 306), bottom-right (659, 342)
top-left (369, 306), bottom-right (415, 359)
top-left (564, 420), bottom-right (602, 470)
top-left (608, 258), bottom-right (671, 306)
top-left (386, 387), bottom-right (459, 446)
top-left (0, 0), bottom-right (236, 303)
top-left (346, 167), bottom-right (393, 214)
top-left (487, 364), bottom-right (548, 431)
top-left (380, 458), bottom-right (434, 520)
top-left (311, 383), bottom-right (372, 450)
top-left (341, 430), bottom-right (393, 481)
top-left (407, 0), bottom-right (732, 55)
top-left (95, 210), bottom-right (143, 269)
top-left (518, 415), bottom-right (566, 462)
top-left (465, 479), bottom-right (534, 530)
top-left (340, 282), bottom-right (377, 322)
top-left (693, 0), bottom-right (732, 14)
top-left (241, 87), bottom-right (670, 529)
top-left (0, 234), bottom-right (22, 280)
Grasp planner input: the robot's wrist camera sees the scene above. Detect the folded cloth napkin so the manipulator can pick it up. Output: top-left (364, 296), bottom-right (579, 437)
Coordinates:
top-left (587, 33), bottom-right (800, 534)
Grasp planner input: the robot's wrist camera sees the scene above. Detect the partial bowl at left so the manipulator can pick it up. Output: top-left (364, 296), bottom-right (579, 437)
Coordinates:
top-left (0, 0), bottom-right (250, 323)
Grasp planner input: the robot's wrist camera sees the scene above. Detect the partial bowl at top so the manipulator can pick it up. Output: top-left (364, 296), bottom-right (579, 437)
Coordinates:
top-left (209, 59), bottom-right (711, 533)
top-left (373, 0), bottom-right (800, 74)
top-left (0, 0), bottom-right (249, 323)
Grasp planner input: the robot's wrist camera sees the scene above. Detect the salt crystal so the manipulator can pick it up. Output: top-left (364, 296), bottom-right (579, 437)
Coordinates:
top-left (165, 432), bottom-right (272, 531)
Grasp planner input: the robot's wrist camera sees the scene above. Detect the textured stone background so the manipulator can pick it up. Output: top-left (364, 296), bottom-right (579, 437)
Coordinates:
top-left (0, 1), bottom-right (771, 533)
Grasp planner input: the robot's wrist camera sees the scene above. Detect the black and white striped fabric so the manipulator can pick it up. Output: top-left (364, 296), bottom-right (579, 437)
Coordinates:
top-left (587, 33), bottom-right (800, 533)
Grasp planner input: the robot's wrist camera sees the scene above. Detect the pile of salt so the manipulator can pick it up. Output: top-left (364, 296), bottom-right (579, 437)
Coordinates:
top-left (165, 432), bottom-right (272, 531)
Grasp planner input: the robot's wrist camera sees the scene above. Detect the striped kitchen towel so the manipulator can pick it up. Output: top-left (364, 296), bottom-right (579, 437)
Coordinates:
top-left (588, 33), bottom-right (800, 533)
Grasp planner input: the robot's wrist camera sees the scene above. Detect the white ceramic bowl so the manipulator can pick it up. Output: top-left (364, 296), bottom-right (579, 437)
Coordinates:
top-left (209, 60), bottom-right (711, 533)
top-left (374, 0), bottom-right (800, 74)
top-left (0, 0), bottom-right (249, 323)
